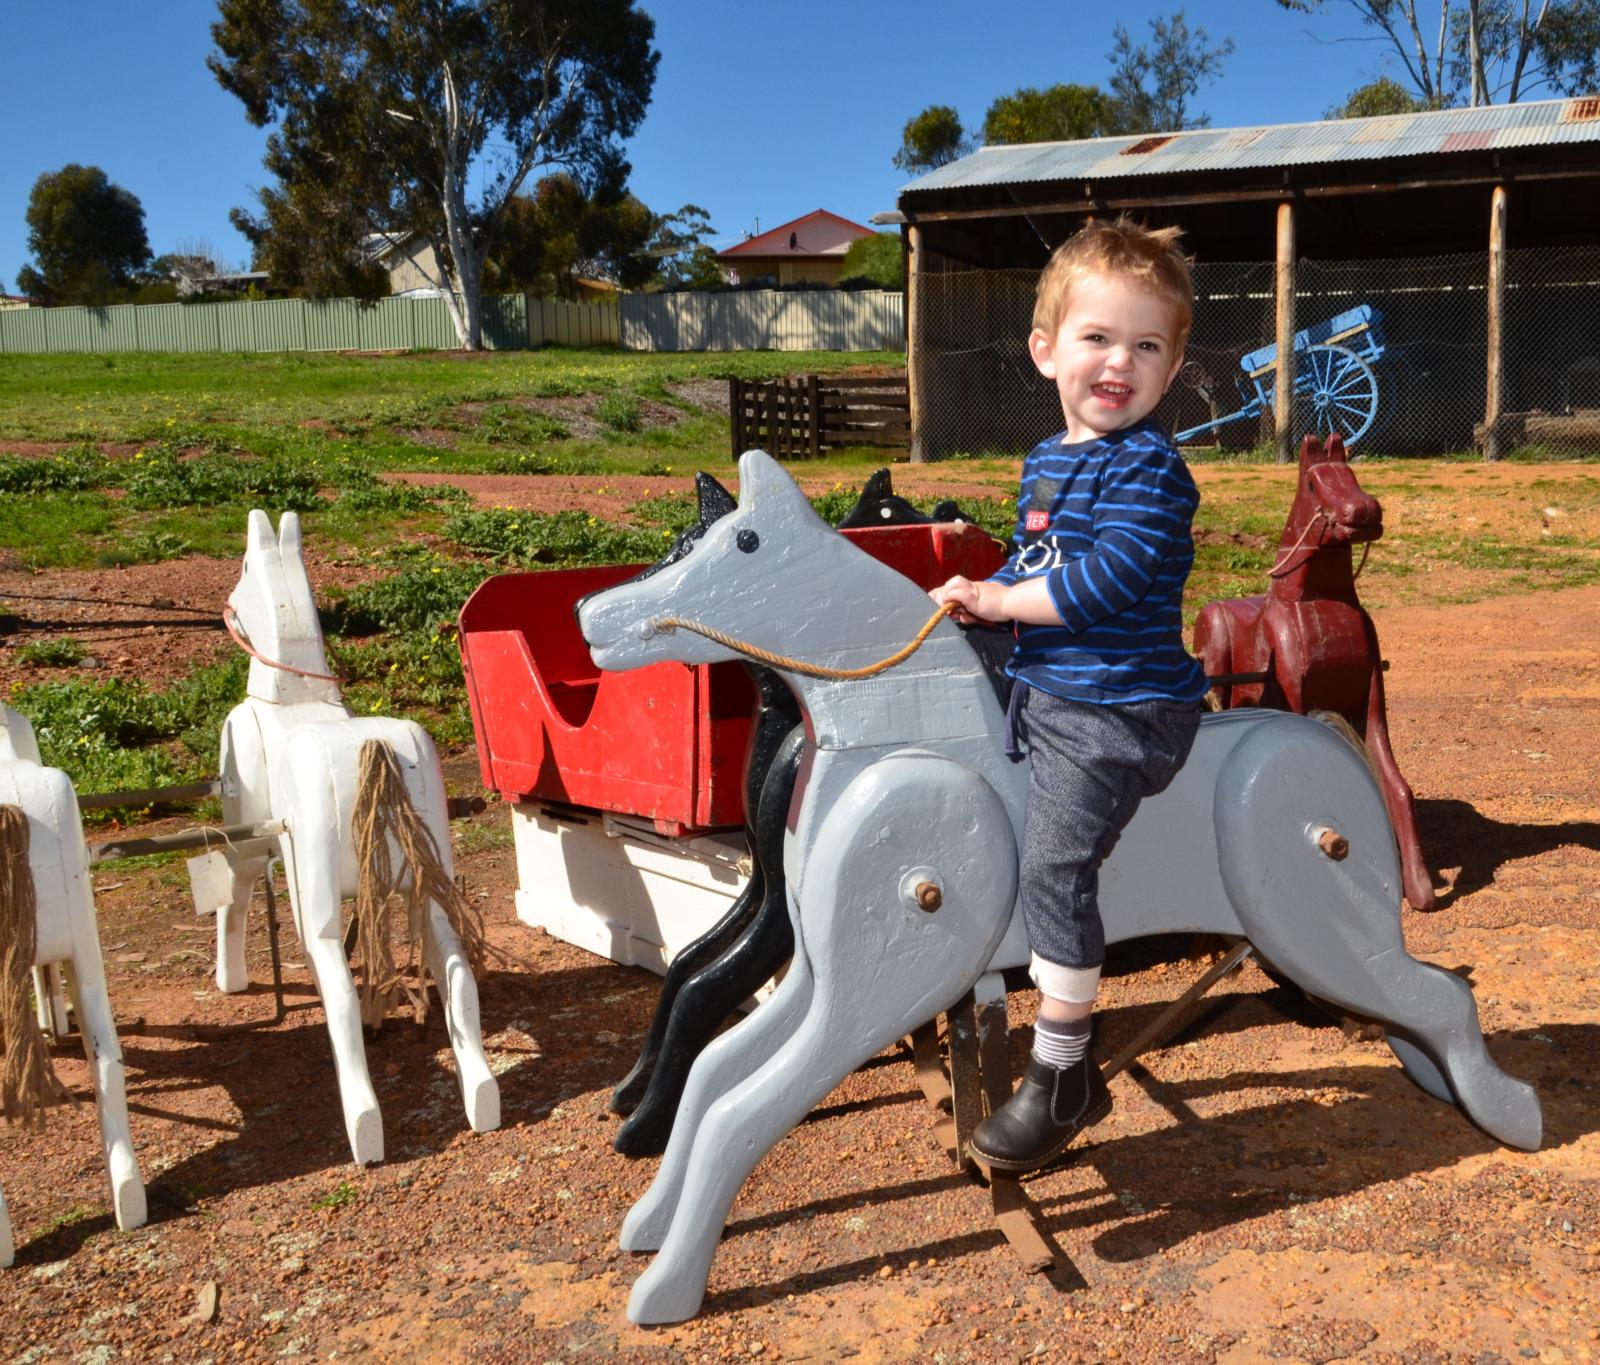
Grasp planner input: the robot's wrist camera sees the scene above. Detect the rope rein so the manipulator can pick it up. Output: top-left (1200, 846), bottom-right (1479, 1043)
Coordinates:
top-left (1267, 507), bottom-right (1377, 582)
top-left (223, 604), bottom-right (340, 683)
top-left (650, 601), bottom-right (958, 680)
top-left (1266, 510), bottom-right (1329, 579)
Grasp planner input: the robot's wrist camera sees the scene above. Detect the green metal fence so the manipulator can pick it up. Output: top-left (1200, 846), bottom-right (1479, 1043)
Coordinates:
top-left (0, 288), bottom-right (905, 355)
top-left (0, 292), bottom-right (618, 354)
top-left (620, 289), bottom-right (903, 352)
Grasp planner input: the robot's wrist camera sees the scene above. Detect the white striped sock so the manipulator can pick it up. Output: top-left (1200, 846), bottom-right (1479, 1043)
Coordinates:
top-left (1032, 1016), bottom-right (1091, 1069)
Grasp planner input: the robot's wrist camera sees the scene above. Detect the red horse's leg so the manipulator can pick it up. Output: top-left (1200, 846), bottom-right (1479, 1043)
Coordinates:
top-left (1195, 597), bottom-right (1270, 709)
top-left (1358, 620), bottom-right (1437, 911)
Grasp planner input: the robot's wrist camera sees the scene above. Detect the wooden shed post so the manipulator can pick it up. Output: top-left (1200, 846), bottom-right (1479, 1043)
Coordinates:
top-left (1274, 200), bottom-right (1297, 464)
top-left (1483, 183), bottom-right (1508, 462)
top-left (906, 224), bottom-right (927, 462)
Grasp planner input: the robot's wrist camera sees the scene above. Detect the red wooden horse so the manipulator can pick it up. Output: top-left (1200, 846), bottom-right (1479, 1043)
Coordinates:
top-left (1194, 432), bottom-right (1435, 911)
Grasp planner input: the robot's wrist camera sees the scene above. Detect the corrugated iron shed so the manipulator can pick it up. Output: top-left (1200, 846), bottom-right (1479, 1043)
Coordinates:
top-left (900, 97), bottom-right (1600, 196)
top-left (896, 95), bottom-right (1600, 265)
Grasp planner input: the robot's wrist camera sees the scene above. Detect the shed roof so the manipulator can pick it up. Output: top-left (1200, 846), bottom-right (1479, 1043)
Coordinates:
top-left (900, 95), bottom-right (1600, 196)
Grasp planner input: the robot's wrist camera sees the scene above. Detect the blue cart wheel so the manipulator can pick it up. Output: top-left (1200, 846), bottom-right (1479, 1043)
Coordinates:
top-left (1296, 343), bottom-right (1379, 447)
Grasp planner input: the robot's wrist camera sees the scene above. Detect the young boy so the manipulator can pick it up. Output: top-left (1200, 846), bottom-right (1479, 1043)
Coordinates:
top-left (932, 217), bottom-right (1209, 1173)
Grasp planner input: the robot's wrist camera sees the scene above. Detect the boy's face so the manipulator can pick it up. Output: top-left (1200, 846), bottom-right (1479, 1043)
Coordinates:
top-left (1029, 273), bottom-right (1184, 444)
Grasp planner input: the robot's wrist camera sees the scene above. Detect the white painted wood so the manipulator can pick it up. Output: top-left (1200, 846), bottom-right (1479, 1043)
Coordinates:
top-left (196, 510), bottom-right (498, 1164)
top-left (0, 705), bottom-right (147, 1261)
top-left (510, 805), bottom-right (749, 972)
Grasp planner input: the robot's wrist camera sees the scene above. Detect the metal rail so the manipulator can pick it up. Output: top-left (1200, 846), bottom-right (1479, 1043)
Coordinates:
top-left (87, 820), bottom-right (286, 866)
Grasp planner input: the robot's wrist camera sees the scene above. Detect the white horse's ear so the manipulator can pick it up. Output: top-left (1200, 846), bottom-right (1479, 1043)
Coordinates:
top-left (246, 509), bottom-right (276, 555)
top-left (736, 449), bottom-right (820, 524)
top-left (278, 511), bottom-right (303, 561)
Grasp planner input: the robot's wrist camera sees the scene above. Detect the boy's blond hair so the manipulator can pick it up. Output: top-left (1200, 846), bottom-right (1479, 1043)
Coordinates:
top-left (1033, 216), bottom-right (1194, 351)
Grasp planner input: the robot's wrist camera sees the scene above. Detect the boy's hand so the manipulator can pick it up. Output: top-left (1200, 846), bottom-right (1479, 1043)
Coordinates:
top-left (931, 575), bottom-right (1005, 625)
top-left (931, 574), bottom-right (1064, 628)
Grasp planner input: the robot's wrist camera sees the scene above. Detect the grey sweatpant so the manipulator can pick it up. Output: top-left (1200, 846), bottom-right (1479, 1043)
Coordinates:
top-left (1016, 687), bottom-right (1202, 971)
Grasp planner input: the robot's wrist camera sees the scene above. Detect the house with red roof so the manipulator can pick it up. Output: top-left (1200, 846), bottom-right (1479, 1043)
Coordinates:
top-left (715, 210), bottom-right (878, 287)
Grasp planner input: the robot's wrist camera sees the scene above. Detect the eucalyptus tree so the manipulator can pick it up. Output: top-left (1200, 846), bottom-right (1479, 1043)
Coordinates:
top-left (211, 0), bottom-right (658, 348)
top-left (1279, 0), bottom-right (1600, 109)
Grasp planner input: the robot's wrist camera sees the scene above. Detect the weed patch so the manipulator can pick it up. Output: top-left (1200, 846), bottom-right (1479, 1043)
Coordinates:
top-left (7, 655), bottom-right (247, 812)
top-left (597, 392), bottom-right (642, 433)
top-left (13, 637), bottom-right (86, 667)
top-left (440, 508), bottom-right (666, 566)
top-left (323, 561), bottom-right (489, 636)
top-left (0, 445), bottom-right (117, 493)
top-left (123, 448), bottom-right (324, 511)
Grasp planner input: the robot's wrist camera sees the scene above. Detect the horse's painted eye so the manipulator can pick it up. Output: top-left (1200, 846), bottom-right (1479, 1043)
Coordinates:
top-left (736, 530), bottom-right (760, 553)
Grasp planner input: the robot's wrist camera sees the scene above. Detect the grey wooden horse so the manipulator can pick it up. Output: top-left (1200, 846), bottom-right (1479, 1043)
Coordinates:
top-left (578, 448), bottom-right (1541, 1325)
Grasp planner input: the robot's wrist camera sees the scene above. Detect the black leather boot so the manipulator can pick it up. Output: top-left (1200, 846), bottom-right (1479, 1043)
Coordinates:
top-left (969, 1052), bottom-right (1112, 1173)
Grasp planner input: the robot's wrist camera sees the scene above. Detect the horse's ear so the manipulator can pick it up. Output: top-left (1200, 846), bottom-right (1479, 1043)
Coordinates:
top-left (860, 468), bottom-right (893, 502)
top-left (736, 448), bottom-right (818, 522)
top-left (246, 508), bottom-right (277, 556)
top-left (1324, 432), bottom-right (1348, 463)
top-left (693, 472), bottom-right (738, 526)
top-left (278, 511), bottom-right (304, 561)
top-left (1298, 435), bottom-right (1324, 468)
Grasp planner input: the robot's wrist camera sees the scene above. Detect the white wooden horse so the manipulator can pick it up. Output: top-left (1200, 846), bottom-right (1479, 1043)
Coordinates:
top-left (0, 704), bottom-right (146, 1265)
top-left (191, 510), bottom-right (497, 1165)
top-left (578, 449), bottom-right (1541, 1324)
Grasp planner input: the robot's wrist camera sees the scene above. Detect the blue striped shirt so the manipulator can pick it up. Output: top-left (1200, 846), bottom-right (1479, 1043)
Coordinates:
top-left (990, 419), bottom-right (1208, 706)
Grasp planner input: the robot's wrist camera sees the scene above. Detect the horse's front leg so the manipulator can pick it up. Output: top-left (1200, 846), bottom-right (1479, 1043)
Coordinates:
top-left (615, 725), bottom-right (806, 1156)
top-left (619, 931), bottom-right (814, 1253)
top-left (204, 850), bottom-right (267, 993)
top-left (281, 830), bottom-right (383, 1165)
top-left (627, 751), bottom-right (1017, 1323)
top-left (31, 963), bottom-right (69, 1037)
top-left (1357, 618), bottom-right (1435, 910)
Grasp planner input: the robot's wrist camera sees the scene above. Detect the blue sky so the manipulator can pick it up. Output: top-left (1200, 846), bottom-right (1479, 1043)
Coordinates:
top-left (2, 0), bottom-right (1384, 289)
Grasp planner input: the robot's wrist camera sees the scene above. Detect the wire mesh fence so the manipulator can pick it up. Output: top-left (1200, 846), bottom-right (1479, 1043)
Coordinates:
top-left (913, 245), bottom-right (1600, 460)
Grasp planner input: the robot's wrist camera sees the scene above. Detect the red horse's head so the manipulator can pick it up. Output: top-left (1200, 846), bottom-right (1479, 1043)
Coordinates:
top-left (1288, 433), bottom-right (1382, 549)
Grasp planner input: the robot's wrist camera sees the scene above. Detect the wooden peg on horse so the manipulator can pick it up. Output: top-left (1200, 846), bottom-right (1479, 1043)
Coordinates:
top-left (1194, 432), bottom-right (1436, 911)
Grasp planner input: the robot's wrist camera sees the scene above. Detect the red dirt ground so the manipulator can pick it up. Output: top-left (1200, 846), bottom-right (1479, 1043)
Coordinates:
top-left (0, 467), bottom-right (1597, 1363)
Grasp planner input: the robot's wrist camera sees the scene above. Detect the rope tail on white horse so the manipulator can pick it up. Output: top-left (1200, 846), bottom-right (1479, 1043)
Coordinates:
top-left (0, 704), bottom-right (146, 1267)
top-left (193, 509), bottom-right (498, 1166)
top-left (578, 448), bottom-right (1541, 1326)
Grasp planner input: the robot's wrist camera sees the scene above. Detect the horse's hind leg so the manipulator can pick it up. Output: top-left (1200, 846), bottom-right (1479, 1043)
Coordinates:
top-left (1217, 718), bottom-right (1541, 1151)
top-left (0, 1184), bottom-right (11, 1268)
top-left (619, 938), bottom-right (813, 1253)
top-left (419, 893), bottom-right (500, 1134)
top-left (282, 836), bottom-right (383, 1164)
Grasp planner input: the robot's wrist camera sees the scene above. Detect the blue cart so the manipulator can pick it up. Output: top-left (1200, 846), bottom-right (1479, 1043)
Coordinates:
top-left (1175, 305), bottom-right (1385, 448)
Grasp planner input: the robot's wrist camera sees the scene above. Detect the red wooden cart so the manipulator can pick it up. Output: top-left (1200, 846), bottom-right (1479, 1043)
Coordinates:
top-left (457, 521), bottom-right (1007, 967)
